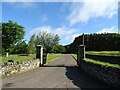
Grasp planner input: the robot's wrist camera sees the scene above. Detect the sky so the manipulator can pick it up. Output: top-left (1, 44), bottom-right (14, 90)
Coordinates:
top-left (2, 0), bottom-right (119, 45)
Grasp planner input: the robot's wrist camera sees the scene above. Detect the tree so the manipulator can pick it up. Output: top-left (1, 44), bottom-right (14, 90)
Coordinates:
top-left (34, 31), bottom-right (60, 53)
top-left (53, 45), bottom-right (66, 53)
top-left (65, 33), bottom-right (120, 53)
top-left (28, 34), bottom-right (36, 54)
top-left (2, 20), bottom-right (25, 56)
top-left (0, 23), bottom-right (2, 55)
top-left (13, 41), bottom-right (29, 54)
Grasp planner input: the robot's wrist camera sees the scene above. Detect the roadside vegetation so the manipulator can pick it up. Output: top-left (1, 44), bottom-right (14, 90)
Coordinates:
top-left (1, 54), bottom-right (36, 63)
top-left (1, 53), bottom-right (64, 63)
top-left (85, 58), bottom-right (120, 68)
top-left (47, 54), bottom-right (64, 62)
top-left (86, 51), bottom-right (120, 56)
top-left (71, 54), bottom-right (77, 60)
top-left (71, 54), bottom-right (120, 68)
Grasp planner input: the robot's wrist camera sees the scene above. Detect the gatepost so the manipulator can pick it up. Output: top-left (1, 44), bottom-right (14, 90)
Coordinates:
top-left (43, 48), bottom-right (47, 65)
top-left (36, 45), bottom-right (44, 66)
top-left (77, 45), bottom-right (86, 66)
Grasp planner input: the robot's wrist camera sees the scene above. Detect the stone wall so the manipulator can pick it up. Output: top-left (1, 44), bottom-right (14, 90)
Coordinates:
top-left (80, 59), bottom-right (120, 87)
top-left (1, 59), bottom-right (40, 77)
top-left (77, 45), bottom-right (120, 88)
top-left (86, 54), bottom-right (120, 65)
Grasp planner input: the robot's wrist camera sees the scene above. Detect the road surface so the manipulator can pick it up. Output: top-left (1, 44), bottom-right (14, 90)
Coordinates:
top-left (2, 54), bottom-right (110, 89)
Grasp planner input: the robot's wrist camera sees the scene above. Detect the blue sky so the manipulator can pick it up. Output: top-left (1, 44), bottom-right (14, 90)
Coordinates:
top-left (2, 0), bottom-right (118, 45)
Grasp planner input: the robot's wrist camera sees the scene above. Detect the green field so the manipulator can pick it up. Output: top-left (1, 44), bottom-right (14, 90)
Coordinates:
top-left (71, 54), bottom-right (120, 68)
top-left (85, 51), bottom-right (120, 56)
top-left (85, 58), bottom-right (120, 68)
top-left (47, 54), bottom-right (64, 62)
top-left (1, 54), bottom-right (36, 63)
top-left (1, 54), bottom-right (64, 63)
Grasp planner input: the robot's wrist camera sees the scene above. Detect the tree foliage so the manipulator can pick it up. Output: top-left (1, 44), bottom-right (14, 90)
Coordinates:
top-left (30, 31), bottom-right (60, 53)
top-left (13, 41), bottom-right (29, 54)
top-left (2, 20), bottom-right (25, 54)
top-left (0, 23), bottom-right (2, 55)
top-left (53, 45), bottom-right (66, 53)
top-left (28, 34), bottom-right (36, 54)
top-left (65, 33), bottom-right (120, 53)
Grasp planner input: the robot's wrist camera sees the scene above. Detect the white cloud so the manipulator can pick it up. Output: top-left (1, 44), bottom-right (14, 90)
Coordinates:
top-left (54, 27), bottom-right (77, 36)
top-left (29, 25), bottom-right (77, 36)
top-left (29, 26), bottom-right (52, 35)
top-left (97, 26), bottom-right (118, 33)
top-left (64, 33), bottom-right (81, 41)
top-left (67, 0), bottom-right (118, 26)
top-left (29, 25), bottom-right (79, 45)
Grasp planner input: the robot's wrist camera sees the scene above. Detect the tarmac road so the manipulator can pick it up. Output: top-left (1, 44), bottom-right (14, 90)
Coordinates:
top-left (2, 54), bottom-right (110, 89)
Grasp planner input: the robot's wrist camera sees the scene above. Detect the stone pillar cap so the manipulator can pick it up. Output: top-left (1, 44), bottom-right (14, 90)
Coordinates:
top-left (78, 45), bottom-right (86, 47)
top-left (36, 45), bottom-right (43, 47)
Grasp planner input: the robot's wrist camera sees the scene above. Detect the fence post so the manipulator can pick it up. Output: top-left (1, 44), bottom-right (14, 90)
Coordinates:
top-left (77, 45), bottom-right (86, 66)
top-left (36, 45), bottom-right (43, 66)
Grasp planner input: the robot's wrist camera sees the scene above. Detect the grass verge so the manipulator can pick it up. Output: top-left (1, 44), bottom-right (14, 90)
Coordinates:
top-left (1, 54), bottom-right (36, 63)
top-left (47, 54), bottom-right (64, 62)
top-left (1, 54), bottom-right (64, 63)
top-left (85, 58), bottom-right (120, 68)
top-left (71, 54), bottom-right (120, 68)
top-left (71, 54), bottom-right (77, 60)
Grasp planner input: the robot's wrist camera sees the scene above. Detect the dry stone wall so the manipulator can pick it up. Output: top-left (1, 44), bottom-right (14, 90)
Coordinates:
top-left (1, 59), bottom-right (40, 77)
top-left (80, 60), bottom-right (120, 87)
top-left (77, 45), bottom-right (120, 88)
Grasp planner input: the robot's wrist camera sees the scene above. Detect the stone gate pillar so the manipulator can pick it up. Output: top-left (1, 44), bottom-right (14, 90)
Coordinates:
top-left (77, 45), bottom-right (86, 66)
top-left (36, 45), bottom-right (43, 66)
top-left (43, 48), bottom-right (47, 65)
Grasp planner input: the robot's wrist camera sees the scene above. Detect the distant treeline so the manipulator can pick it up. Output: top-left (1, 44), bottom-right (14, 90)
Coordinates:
top-left (65, 33), bottom-right (120, 53)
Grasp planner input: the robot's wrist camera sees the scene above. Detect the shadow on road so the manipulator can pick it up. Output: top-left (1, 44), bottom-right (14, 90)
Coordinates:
top-left (65, 66), bottom-right (112, 89)
top-left (44, 65), bottom-right (111, 89)
top-left (3, 83), bottom-right (14, 87)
